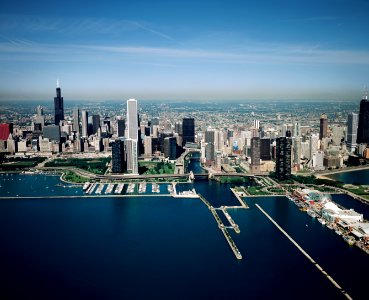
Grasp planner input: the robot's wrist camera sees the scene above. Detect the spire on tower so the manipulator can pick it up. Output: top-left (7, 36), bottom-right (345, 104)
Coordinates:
top-left (56, 78), bottom-right (60, 88)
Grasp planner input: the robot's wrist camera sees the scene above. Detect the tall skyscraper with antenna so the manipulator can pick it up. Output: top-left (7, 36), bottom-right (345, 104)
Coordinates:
top-left (357, 93), bottom-right (369, 144)
top-left (54, 80), bottom-right (64, 125)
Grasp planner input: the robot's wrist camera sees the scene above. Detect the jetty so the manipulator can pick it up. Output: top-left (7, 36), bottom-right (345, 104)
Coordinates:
top-left (230, 187), bottom-right (249, 208)
top-left (256, 203), bottom-right (352, 300)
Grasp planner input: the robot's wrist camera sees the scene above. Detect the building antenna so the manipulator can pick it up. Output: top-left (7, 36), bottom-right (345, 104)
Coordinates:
top-left (56, 78), bottom-right (60, 88)
top-left (364, 85), bottom-right (368, 100)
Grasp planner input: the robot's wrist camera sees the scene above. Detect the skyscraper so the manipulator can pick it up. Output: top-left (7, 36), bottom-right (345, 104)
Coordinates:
top-left (54, 80), bottom-right (64, 125)
top-left (126, 99), bottom-right (138, 174)
top-left (164, 137), bottom-right (177, 160)
top-left (347, 112), bottom-right (358, 152)
top-left (275, 136), bottom-right (292, 181)
top-left (319, 113), bottom-right (328, 140)
top-left (91, 115), bottom-right (100, 135)
top-left (127, 99), bottom-right (138, 140)
top-left (116, 117), bottom-right (125, 137)
top-left (357, 97), bottom-right (369, 144)
top-left (182, 118), bottom-right (195, 147)
top-left (111, 139), bottom-right (126, 173)
top-left (250, 137), bottom-right (260, 173)
top-left (81, 110), bottom-right (88, 138)
top-left (73, 108), bottom-right (80, 133)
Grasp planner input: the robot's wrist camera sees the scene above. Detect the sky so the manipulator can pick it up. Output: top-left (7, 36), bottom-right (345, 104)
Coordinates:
top-left (1, 0), bottom-right (369, 101)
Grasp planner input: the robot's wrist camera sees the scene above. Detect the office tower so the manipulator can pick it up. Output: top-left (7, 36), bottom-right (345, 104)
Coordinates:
top-left (347, 112), bottom-right (358, 152)
top-left (293, 121), bottom-right (301, 137)
top-left (357, 97), bottom-right (369, 144)
top-left (205, 143), bottom-right (215, 164)
top-left (43, 125), bottom-right (61, 142)
top-left (125, 138), bottom-right (138, 174)
top-left (205, 128), bottom-right (216, 143)
top-left (0, 123), bottom-right (13, 141)
top-left (73, 108), bottom-right (80, 133)
top-left (111, 139), bottom-right (126, 173)
top-left (116, 117), bottom-right (125, 137)
top-left (260, 138), bottom-right (271, 160)
top-left (174, 121), bottom-right (182, 135)
top-left (144, 136), bottom-right (152, 157)
top-left (182, 118), bottom-right (195, 147)
top-left (54, 80), bottom-right (64, 125)
top-left (275, 136), bottom-right (292, 181)
top-left (293, 137), bottom-right (302, 169)
top-left (91, 115), bottom-right (100, 135)
top-left (331, 125), bottom-right (345, 146)
top-left (127, 99), bottom-right (138, 140)
top-left (309, 134), bottom-right (319, 160)
top-left (319, 113), bottom-right (328, 140)
top-left (81, 111), bottom-right (88, 138)
top-left (281, 124), bottom-right (288, 137)
top-left (126, 99), bottom-right (138, 174)
top-left (250, 137), bottom-right (261, 173)
top-left (164, 137), bottom-right (177, 160)
top-left (253, 120), bottom-right (260, 129)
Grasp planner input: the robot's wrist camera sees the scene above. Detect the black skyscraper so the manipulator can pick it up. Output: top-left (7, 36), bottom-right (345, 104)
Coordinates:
top-left (275, 136), bottom-right (292, 181)
top-left (357, 98), bottom-right (369, 144)
top-left (54, 82), bottom-right (64, 125)
top-left (112, 139), bottom-right (127, 173)
top-left (182, 118), bottom-right (195, 147)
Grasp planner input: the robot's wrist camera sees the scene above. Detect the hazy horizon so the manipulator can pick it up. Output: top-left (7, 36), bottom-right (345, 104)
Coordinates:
top-left (1, 0), bottom-right (369, 101)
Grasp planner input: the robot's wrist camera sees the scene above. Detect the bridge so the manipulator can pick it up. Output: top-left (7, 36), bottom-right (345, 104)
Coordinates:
top-left (175, 147), bottom-right (201, 175)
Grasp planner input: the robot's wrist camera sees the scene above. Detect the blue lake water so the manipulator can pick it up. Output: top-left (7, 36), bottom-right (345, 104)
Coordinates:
top-left (327, 168), bottom-right (369, 185)
top-left (1, 173), bottom-right (369, 299)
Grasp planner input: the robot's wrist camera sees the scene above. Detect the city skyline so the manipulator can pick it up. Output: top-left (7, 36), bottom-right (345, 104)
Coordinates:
top-left (1, 0), bottom-right (369, 101)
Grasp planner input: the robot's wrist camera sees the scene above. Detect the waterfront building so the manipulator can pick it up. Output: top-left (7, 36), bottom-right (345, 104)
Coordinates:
top-left (357, 97), bottom-right (369, 144)
top-left (182, 118), bottom-right (195, 147)
top-left (319, 113), bottom-right (328, 140)
top-left (54, 80), bottom-right (64, 125)
top-left (112, 139), bottom-right (126, 173)
top-left (127, 99), bottom-right (138, 140)
top-left (81, 110), bottom-right (88, 138)
top-left (312, 151), bottom-right (325, 170)
top-left (347, 112), bottom-right (358, 152)
top-left (250, 137), bottom-right (261, 173)
top-left (125, 138), bottom-right (138, 174)
top-left (275, 136), bottom-right (291, 181)
top-left (72, 108), bottom-right (80, 133)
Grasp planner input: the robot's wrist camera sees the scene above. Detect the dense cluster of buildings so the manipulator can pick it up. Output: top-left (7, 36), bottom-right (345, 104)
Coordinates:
top-left (1, 84), bottom-right (369, 178)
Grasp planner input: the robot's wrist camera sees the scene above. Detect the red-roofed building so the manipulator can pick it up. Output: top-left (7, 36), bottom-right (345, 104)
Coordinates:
top-left (0, 123), bottom-right (13, 141)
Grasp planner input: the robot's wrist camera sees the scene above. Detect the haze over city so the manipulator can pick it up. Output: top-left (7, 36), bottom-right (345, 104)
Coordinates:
top-left (1, 0), bottom-right (369, 101)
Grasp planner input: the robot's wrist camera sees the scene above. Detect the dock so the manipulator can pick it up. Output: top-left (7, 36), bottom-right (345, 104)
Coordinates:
top-left (230, 187), bottom-right (249, 208)
top-left (221, 207), bottom-right (240, 233)
top-left (255, 203), bottom-right (352, 300)
top-left (210, 207), bottom-right (242, 259)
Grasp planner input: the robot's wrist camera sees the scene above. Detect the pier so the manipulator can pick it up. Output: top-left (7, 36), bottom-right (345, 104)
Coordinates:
top-left (230, 187), bottom-right (249, 208)
top-left (256, 203), bottom-right (352, 300)
top-left (221, 207), bottom-right (240, 233)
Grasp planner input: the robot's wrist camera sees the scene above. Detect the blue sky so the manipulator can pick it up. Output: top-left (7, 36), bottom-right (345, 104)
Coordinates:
top-left (1, 0), bottom-right (369, 101)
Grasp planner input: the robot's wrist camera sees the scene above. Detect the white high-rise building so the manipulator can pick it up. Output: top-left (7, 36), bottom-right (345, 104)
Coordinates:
top-left (126, 99), bottom-right (138, 174)
top-left (127, 99), bottom-right (138, 140)
top-left (81, 110), bottom-right (88, 138)
top-left (347, 112), bottom-right (358, 152)
top-left (309, 134), bottom-right (319, 160)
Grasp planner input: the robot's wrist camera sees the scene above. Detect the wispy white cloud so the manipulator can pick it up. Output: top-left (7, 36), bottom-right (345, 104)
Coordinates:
top-left (1, 40), bottom-right (369, 66)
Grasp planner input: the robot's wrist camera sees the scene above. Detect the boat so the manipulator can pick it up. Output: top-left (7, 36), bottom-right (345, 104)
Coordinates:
top-left (343, 235), bottom-right (356, 246)
top-left (335, 230), bottom-right (342, 236)
top-left (307, 210), bottom-right (317, 218)
top-left (326, 223), bottom-right (334, 230)
top-left (83, 182), bottom-right (90, 191)
top-left (173, 189), bottom-right (199, 198)
top-left (317, 218), bottom-right (326, 225)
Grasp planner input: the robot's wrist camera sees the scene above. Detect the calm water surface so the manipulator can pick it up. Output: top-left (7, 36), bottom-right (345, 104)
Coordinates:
top-left (1, 173), bottom-right (369, 299)
top-left (327, 168), bottom-right (369, 185)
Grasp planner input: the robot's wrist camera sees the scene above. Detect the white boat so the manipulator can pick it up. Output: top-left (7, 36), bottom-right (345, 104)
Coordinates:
top-left (318, 218), bottom-right (326, 225)
top-left (307, 210), bottom-right (317, 218)
top-left (173, 189), bottom-right (199, 198)
top-left (335, 230), bottom-right (342, 236)
top-left (83, 182), bottom-right (90, 191)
